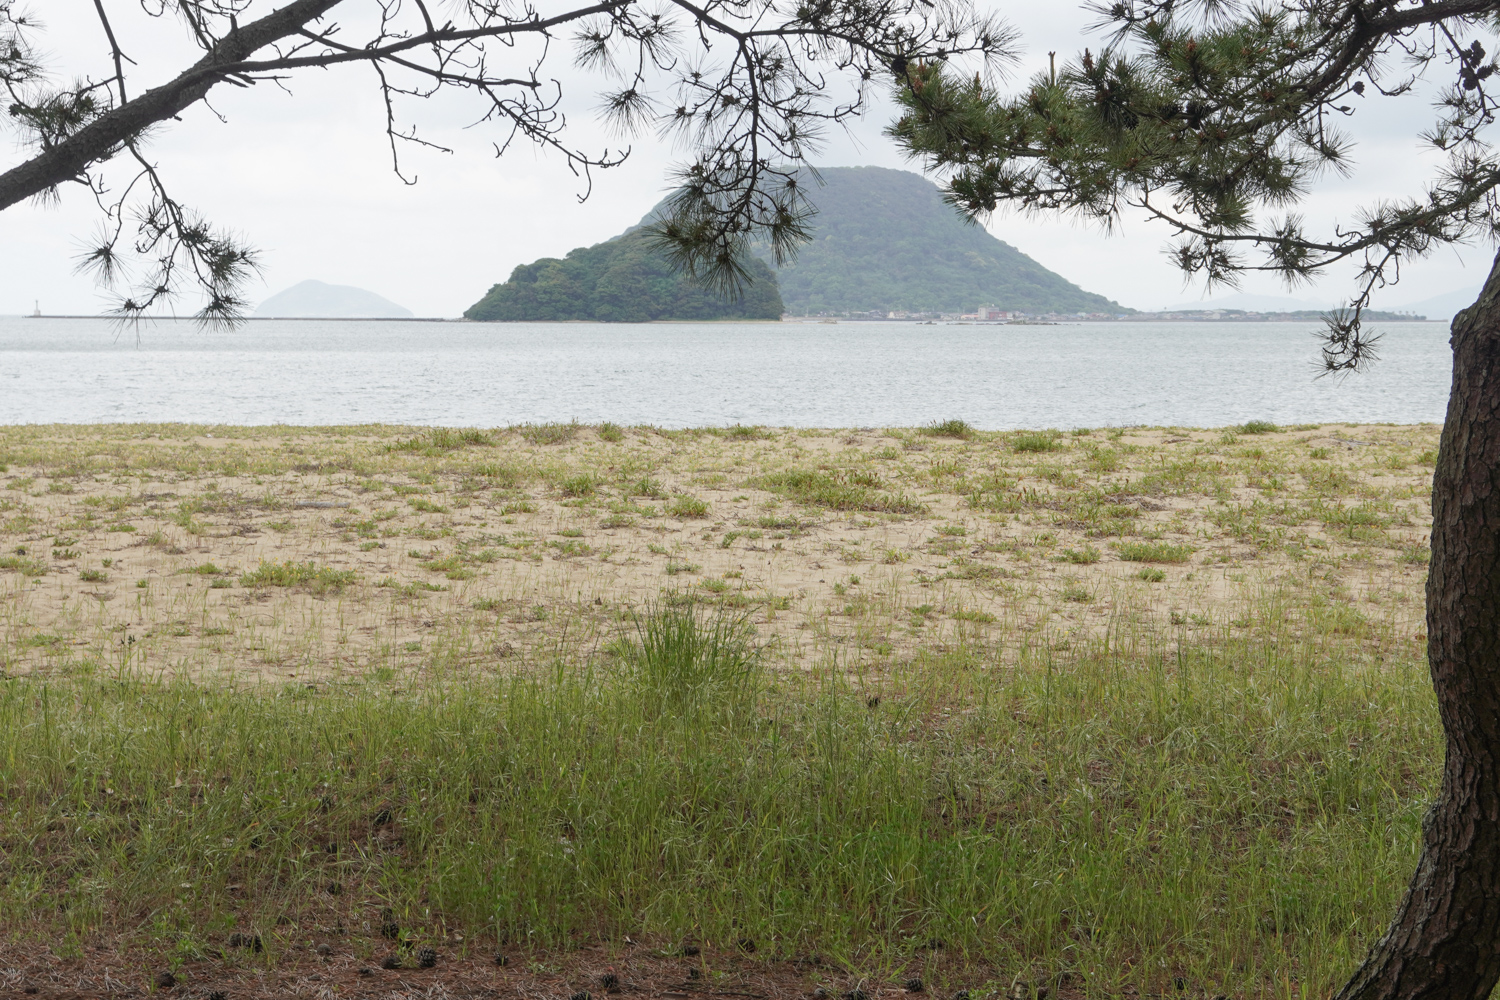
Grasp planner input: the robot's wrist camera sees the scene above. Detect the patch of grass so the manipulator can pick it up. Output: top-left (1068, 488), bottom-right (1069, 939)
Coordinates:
top-left (239, 560), bottom-right (357, 594)
top-left (78, 569), bottom-right (108, 583)
top-left (0, 555), bottom-right (47, 577)
top-left (1116, 541), bottom-right (1196, 564)
top-left (667, 495), bottom-right (709, 518)
top-left (1012, 431), bottom-right (1062, 453)
top-left (518, 422), bottom-right (580, 445)
top-left (184, 562), bottom-right (224, 575)
top-left (560, 475), bottom-right (597, 499)
top-left (598, 422), bottom-right (625, 443)
top-left (1236, 420), bottom-right (1280, 435)
top-left (409, 498), bottom-right (449, 514)
top-left (922, 419), bottom-right (975, 440)
top-left (391, 427), bottom-right (491, 453)
top-left (379, 578), bottom-right (448, 595)
top-left (18, 633), bottom-right (62, 648)
top-left (758, 469), bottom-right (924, 515)
top-left (547, 540), bottom-right (593, 558)
top-left (1400, 544), bottom-right (1431, 566)
top-left (665, 561), bottom-right (701, 576)
top-left (1137, 567), bottom-right (1167, 583)
top-left (724, 425), bottom-right (771, 440)
top-left (1061, 546), bottom-right (1101, 565)
top-left (628, 477), bottom-right (667, 499)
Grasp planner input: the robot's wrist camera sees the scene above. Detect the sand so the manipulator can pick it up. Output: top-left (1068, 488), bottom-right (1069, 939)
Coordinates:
top-left (0, 420), bottom-right (1437, 682)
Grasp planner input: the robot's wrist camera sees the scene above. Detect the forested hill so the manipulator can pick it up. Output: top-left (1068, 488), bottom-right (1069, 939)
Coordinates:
top-left (757, 166), bottom-right (1128, 315)
top-left (465, 165), bottom-right (1125, 321)
top-left (463, 228), bottom-right (783, 322)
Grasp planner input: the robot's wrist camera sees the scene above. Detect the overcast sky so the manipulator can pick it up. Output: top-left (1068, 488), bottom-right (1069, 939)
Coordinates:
top-left (2, 1), bottom-right (1494, 317)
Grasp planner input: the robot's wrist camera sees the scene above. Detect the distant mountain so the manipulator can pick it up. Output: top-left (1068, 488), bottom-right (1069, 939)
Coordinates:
top-left (464, 228), bottom-right (783, 322)
top-left (1387, 285), bottom-right (1483, 323)
top-left (755, 166), bottom-right (1128, 315)
top-left (256, 280), bottom-right (413, 318)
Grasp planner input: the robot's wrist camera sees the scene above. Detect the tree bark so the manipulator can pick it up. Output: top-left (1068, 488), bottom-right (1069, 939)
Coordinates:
top-left (1335, 250), bottom-right (1500, 1000)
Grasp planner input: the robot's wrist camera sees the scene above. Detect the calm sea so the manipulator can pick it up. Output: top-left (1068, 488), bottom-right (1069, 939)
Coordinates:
top-left (0, 317), bottom-right (1451, 428)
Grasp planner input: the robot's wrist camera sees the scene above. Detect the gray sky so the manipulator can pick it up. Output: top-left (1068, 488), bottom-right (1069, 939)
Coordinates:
top-left (2, 1), bottom-right (1493, 317)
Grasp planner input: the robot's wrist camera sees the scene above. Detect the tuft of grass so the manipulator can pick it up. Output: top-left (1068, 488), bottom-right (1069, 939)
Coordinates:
top-left (614, 601), bottom-right (761, 715)
top-left (391, 427), bottom-right (491, 453)
top-left (78, 569), bottom-right (108, 583)
top-left (239, 560), bottom-right (357, 594)
top-left (1117, 541), bottom-right (1196, 564)
top-left (759, 469), bottom-right (924, 515)
top-left (518, 422), bottom-right (580, 446)
top-left (1137, 567), bottom-right (1167, 583)
top-left (724, 425), bottom-right (771, 440)
top-left (1061, 546), bottom-right (1101, 565)
top-left (667, 495), bottom-right (709, 518)
top-left (1236, 420), bottom-right (1280, 435)
top-left (598, 422), bottom-right (625, 443)
top-left (922, 419), bottom-right (975, 440)
top-left (560, 475), bottom-right (597, 499)
top-left (1012, 431), bottom-right (1062, 453)
top-left (184, 563), bottom-right (224, 576)
top-left (629, 477), bottom-right (667, 499)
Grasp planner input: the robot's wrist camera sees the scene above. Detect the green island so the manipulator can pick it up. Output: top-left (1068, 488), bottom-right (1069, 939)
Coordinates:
top-left (751, 167), bottom-right (1128, 316)
top-left (464, 228), bottom-right (784, 322)
top-left (0, 420), bottom-right (1437, 998)
top-left (465, 167), bottom-right (1131, 321)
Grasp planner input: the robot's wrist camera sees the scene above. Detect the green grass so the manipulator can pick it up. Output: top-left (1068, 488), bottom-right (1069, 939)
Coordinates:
top-left (238, 560), bottom-right (357, 594)
top-left (1011, 431), bottom-right (1062, 453)
top-left (667, 495), bottom-right (709, 518)
top-left (560, 474), bottom-right (597, 498)
top-left (1237, 420), bottom-right (1280, 435)
top-left (1117, 540), bottom-right (1197, 563)
top-left (518, 422), bottom-right (580, 445)
top-left (923, 419), bottom-right (976, 439)
top-left (0, 554), bottom-right (47, 576)
top-left (759, 469), bottom-right (925, 514)
top-left (391, 427), bottom-right (491, 453)
top-left (0, 626), bottom-right (1436, 998)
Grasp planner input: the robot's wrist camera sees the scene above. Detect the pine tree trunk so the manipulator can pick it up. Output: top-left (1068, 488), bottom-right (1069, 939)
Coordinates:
top-left (1334, 252), bottom-right (1500, 1000)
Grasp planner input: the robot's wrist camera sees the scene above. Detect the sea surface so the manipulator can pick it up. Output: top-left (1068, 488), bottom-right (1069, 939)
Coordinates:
top-left (0, 317), bottom-right (1452, 429)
